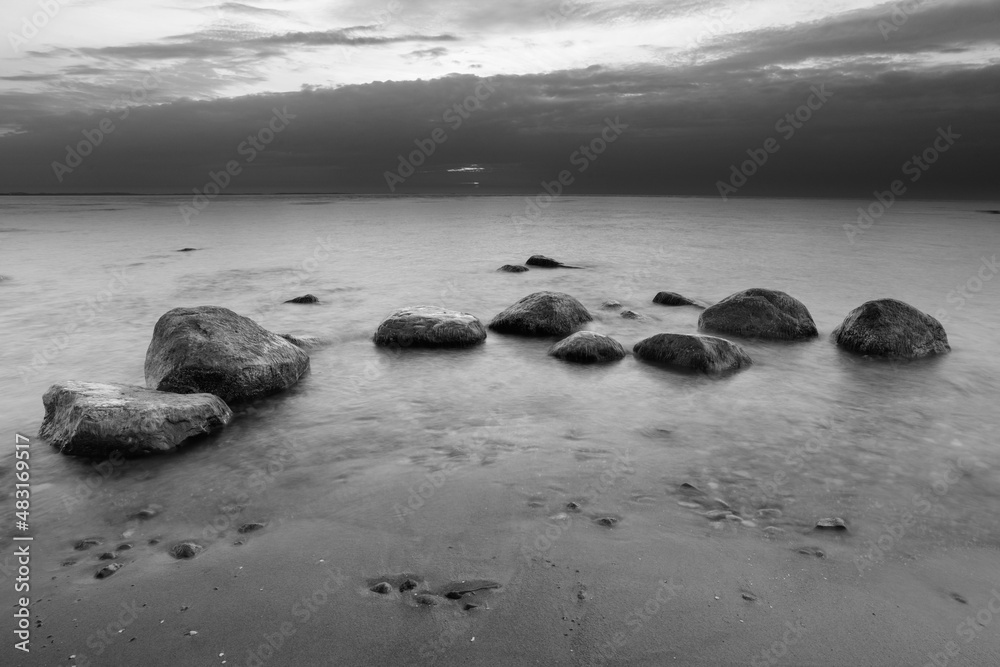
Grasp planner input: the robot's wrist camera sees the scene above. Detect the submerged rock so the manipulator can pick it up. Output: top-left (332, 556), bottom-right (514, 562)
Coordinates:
top-left (652, 291), bottom-right (702, 307)
top-left (497, 265), bottom-right (529, 273)
top-left (144, 306), bottom-right (310, 404)
top-left (633, 333), bottom-right (752, 373)
top-left (832, 298), bottom-right (950, 359)
top-left (373, 306), bottom-right (487, 348)
top-left (548, 331), bottom-right (626, 363)
top-left (600, 300), bottom-right (622, 310)
top-left (489, 291), bottom-right (593, 336)
top-left (620, 310), bottom-right (642, 320)
top-left (237, 522), bottom-right (265, 533)
top-left (370, 582), bottom-right (392, 594)
top-left (285, 294), bottom-right (319, 304)
top-left (699, 288), bottom-right (818, 340)
top-left (176, 248), bottom-right (198, 252)
top-left (525, 254), bottom-right (578, 268)
top-left (39, 382), bottom-right (232, 457)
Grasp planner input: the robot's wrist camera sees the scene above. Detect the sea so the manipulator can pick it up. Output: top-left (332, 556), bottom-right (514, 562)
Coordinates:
top-left (2, 195), bottom-right (1000, 650)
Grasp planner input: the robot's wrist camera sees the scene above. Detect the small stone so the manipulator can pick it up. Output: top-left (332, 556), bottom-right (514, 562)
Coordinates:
top-left (463, 603), bottom-right (480, 611)
top-left (594, 516), bottom-right (619, 528)
top-left (741, 592), bottom-right (758, 602)
top-left (285, 294), bottom-right (319, 304)
top-left (237, 522), bottom-right (265, 534)
top-left (185, 630), bottom-right (198, 636)
top-left (620, 310), bottom-right (641, 320)
top-left (370, 582), bottom-right (392, 594)
top-left (399, 579), bottom-right (419, 592)
top-left (95, 563), bottom-right (123, 579)
top-left (796, 546), bottom-right (826, 558)
top-left (116, 543), bottom-right (133, 551)
top-left (414, 594), bottom-right (439, 606)
top-left (177, 248), bottom-right (197, 252)
top-left (950, 593), bottom-right (968, 604)
top-left (97, 552), bottom-right (116, 560)
top-left (169, 542), bottom-right (204, 559)
top-left (497, 265), bottom-right (529, 273)
top-left (61, 559), bottom-right (77, 567)
top-left (815, 517), bottom-right (847, 531)
top-left (132, 508), bottom-right (158, 520)
top-left (148, 538), bottom-right (160, 545)
top-left (74, 538), bottom-right (102, 550)
top-left (679, 483), bottom-right (703, 494)
top-left (566, 501), bottom-right (582, 511)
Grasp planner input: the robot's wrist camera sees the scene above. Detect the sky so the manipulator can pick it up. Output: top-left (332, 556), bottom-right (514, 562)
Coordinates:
top-left (0, 0), bottom-right (997, 196)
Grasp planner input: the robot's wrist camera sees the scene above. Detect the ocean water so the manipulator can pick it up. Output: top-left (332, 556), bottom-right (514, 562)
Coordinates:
top-left (2, 195), bottom-right (1000, 621)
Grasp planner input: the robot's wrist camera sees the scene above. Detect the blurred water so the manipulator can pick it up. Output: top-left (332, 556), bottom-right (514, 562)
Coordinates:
top-left (1, 194), bottom-right (999, 566)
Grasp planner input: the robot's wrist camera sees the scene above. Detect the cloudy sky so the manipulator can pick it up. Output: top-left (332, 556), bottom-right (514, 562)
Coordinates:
top-left (0, 0), bottom-right (996, 196)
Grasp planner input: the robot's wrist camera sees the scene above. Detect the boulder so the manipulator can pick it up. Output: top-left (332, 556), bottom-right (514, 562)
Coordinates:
top-left (489, 291), bottom-right (592, 336)
top-left (497, 265), bottom-right (529, 273)
top-left (698, 288), bottom-right (818, 340)
top-left (600, 300), bottom-right (622, 310)
top-left (548, 331), bottom-right (627, 363)
top-left (620, 310), bottom-right (642, 320)
top-left (144, 306), bottom-right (310, 404)
top-left (373, 306), bottom-right (487, 348)
top-left (285, 294), bottom-right (319, 304)
top-left (525, 254), bottom-right (579, 268)
top-left (832, 298), bottom-right (950, 359)
top-left (633, 333), bottom-right (752, 373)
top-left (39, 381), bottom-right (232, 457)
top-left (653, 291), bottom-right (701, 307)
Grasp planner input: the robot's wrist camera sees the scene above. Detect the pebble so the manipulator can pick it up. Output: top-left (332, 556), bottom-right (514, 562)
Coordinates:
top-left (593, 517), bottom-right (619, 528)
top-left (414, 594), bottom-right (439, 606)
top-left (566, 502), bottom-right (582, 512)
top-left (116, 543), bottom-right (133, 551)
top-left (399, 579), bottom-right (419, 593)
top-left (370, 582), bottom-right (392, 594)
top-left (95, 563), bottom-right (123, 579)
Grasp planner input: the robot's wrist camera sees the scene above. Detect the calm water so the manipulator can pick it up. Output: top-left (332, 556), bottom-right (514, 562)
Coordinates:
top-left (2, 195), bottom-right (1000, 580)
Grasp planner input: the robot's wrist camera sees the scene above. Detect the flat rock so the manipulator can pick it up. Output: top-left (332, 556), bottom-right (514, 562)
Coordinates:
top-left (633, 333), bottom-right (752, 373)
top-left (699, 288), bottom-right (818, 340)
top-left (284, 294), bottom-right (319, 304)
top-left (815, 517), bottom-right (847, 531)
top-left (489, 291), bottom-right (592, 336)
top-left (497, 265), bottom-right (529, 273)
top-left (373, 306), bottom-right (487, 348)
top-left (548, 331), bottom-right (626, 363)
top-left (653, 291), bottom-right (702, 307)
top-left (39, 382), bottom-right (232, 457)
top-left (832, 298), bottom-right (950, 359)
top-left (144, 306), bottom-right (310, 404)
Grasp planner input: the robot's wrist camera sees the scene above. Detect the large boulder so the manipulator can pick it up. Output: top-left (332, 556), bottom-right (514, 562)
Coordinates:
top-left (633, 333), bottom-right (752, 373)
top-left (40, 381), bottom-right (232, 457)
top-left (698, 288), bottom-right (817, 340)
top-left (145, 306), bottom-right (310, 404)
top-left (832, 299), bottom-right (950, 359)
top-left (653, 291), bottom-right (702, 307)
top-left (549, 331), bottom-right (627, 363)
top-left (525, 255), bottom-right (579, 268)
top-left (372, 306), bottom-right (487, 348)
top-left (489, 292), bottom-right (593, 336)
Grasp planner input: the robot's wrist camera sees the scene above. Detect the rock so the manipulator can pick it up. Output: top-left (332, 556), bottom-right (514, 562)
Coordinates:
top-left (600, 301), bottom-right (622, 310)
top-left (144, 306), bottom-right (310, 404)
top-left (177, 248), bottom-right (198, 252)
top-left (525, 254), bottom-right (579, 268)
top-left (117, 543), bottom-right (133, 551)
top-left (169, 542), bottom-right (204, 559)
top-left (95, 563), bottom-right (123, 579)
top-left (653, 291), bottom-right (701, 307)
top-left (704, 510), bottom-right (736, 521)
top-left (698, 288), bottom-right (818, 340)
top-left (633, 333), bottom-right (752, 373)
top-left (373, 306), bottom-right (487, 348)
top-left (593, 516), bottom-right (619, 528)
top-left (497, 265), bottom-right (528, 273)
top-left (437, 580), bottom-right (501, 599)
top-left (489, 291), bottom-right (593, 336)
top-left (414, 594), bottom-right (439, 606)
top-left (815, 517), bottom-right (847, 531)
top-left (237, 522), bottom-right (265, 533)
top-left (463, 603), bottom-right (480, 611)
top-left (74, 538), bottom-right (103, 551)
top-left (278, 333), bottom-right (323, 350)
top-left (370, 582), bottom-right (392, 594)
top-left (98, 552), bottom-right (116, 560)
top-left (832, 298), bottom-right (950, 359)
top-left (39, 382), bottom-right (232, 457)
top-left (284, 294), bottom-right (319, 304)
top-left (131, 508), bottom-right (159, 520)
top-left (399, 579), bottom-right (419, 592)
top-left (756, 509), bottom-right (783, 520)
top-left (763, 526), bottom-right (786, 538)
top-left (620, 310), bottom-right (642, 320)
top-left (951, 592), bottom-right (968, 604)
top-left (548, 331), bottom-right (626, 363)
top-left (566, 501), bottom-right (582, 511)
top-left (797, 546), bottom-right (826, 558)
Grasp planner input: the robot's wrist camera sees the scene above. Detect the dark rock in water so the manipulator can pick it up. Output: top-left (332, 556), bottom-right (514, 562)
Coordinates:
top-left (373, 306), bottom-right (487, 348)
top-left (463, 603), bottom-right (480, 611)
top-left (526, 254), bottom-right (579, 268)
top-left (653, 291), bottom-right (701, 307)
top-left (699, 288), bottom-right (818, 340)
top-left (797, 546), bottom-right (826, 558)
top-left (741, 592), bottom-right (759, 602)
top-left (489, 291), bottom-right (593, 336)
top-left (131, 508), bottom-right (159, 520)
top-left (633, 333), bottom-right (752, 373)
top-left (117, 543), bottom-right (133, 551)
top-left (414, 594), bottom-right (439, 606)
top-left (815, 517), bottom-right (847, 531)
top-left (237, 522), bottom-right (265, 533)
top-left (145, 306), bottom-right (310, 404)
top-left (177, 248), bottom-right (198, 252)
top-left (39, 381), bottom-right (232, 457)
top-left (74, 538), bottom-right (103, 551)
top-left (832, 298), bottom-right (950, 359)
top-left (951, 592), bottom-right (968, 604)
top-left (600, 301), bottom-right (622, 310)
top-left (95, 562), bottom-right (123, 579)
top-left (399, 579), bottom-right (419, 592)
top-left (169, 542), bottom-right (204, 559)
top-left (497, 264), bottom-right (529, 273)
top-left (548, 331), bottom-right (626, 363)
top-left (679, 482), bottom-right (703, 494)
top-left (620, 310), bottom-right (642, 320)
top-left (566, 501), bottom-right (582, 511)
top-left (370, 582), bottom-right (392, 594)
top-left (279, 333), bottom-right (323, 350)
top-left (594, 516), bottom-right (619, 528)
top-left (98, 552), bottom-right (116, 560)
top-left (285, 294), bottom-right (319, 304)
